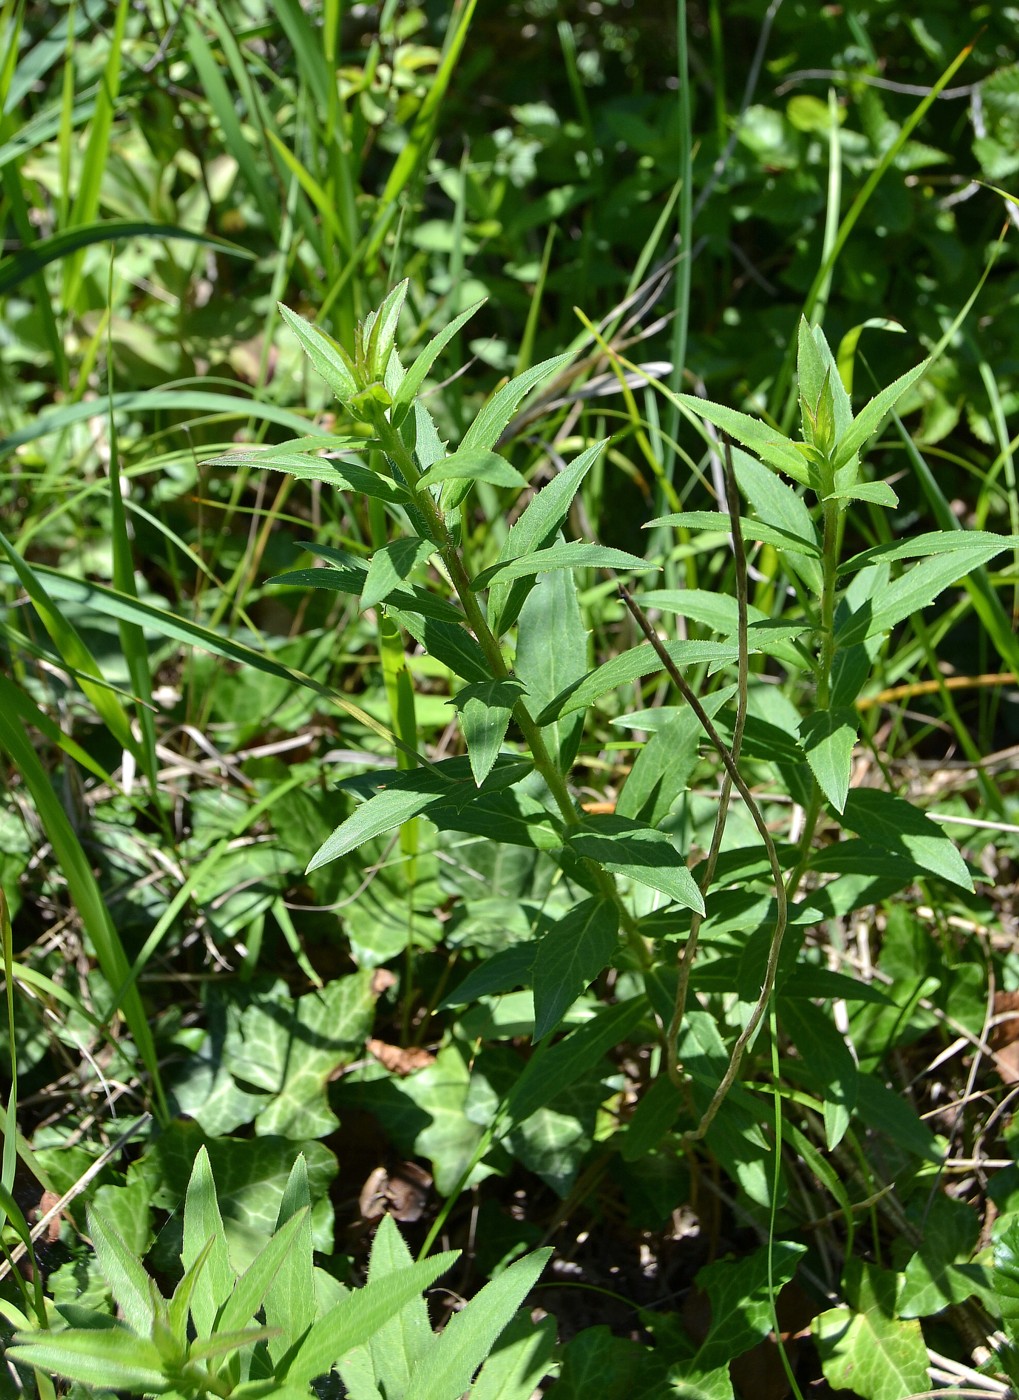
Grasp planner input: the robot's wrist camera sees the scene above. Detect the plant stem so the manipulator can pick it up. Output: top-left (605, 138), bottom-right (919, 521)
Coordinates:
top-left (369, 407), bottom-right (649, 959)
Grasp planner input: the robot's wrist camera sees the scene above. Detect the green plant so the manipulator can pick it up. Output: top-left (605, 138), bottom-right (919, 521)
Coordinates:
top-left (7, 1146), bottom-right (551, 1398)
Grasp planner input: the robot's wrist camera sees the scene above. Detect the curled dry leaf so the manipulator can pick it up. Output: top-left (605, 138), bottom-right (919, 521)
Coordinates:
top-left (358, 1161), bottom-right (432, 1223)
top-left (367, 1037), bottom-right (436, 1075)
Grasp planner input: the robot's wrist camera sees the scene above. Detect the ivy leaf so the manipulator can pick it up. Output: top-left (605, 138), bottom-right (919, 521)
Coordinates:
top-left (691, 1242), bottom-right (807, 1372)
top-left (798, 706), bottom-right (859, 814)
top-left (994, 1217), bottom-right (1019, 1348)
top-left (228, 974), bottom-right (376, 1138)
top-left (449, 679), bottom-right (527, 786)
top-left (814, 1263), bottom-right (929, 1400)
top-left (532, 898), bottom-right (619, 1041)
top-left (838, 789), bottom-right (973, 890)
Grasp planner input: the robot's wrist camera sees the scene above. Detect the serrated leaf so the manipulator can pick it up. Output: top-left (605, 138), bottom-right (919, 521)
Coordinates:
top-left (406, 1249), bottom-right (551, 1400)
top-left (272, 564), bottom-right (465, 625)
top-left (394, 299), bottom-right (486, 409)
top-left (470, 1311), bottom-right (557, 1400)
top-left (731, 448), bottom-right (823, 592)
top-left (798, 706), bottom-right (858, 813)
top-left (279, 303), bottom-right (358, 401)
top-left (532, 898), bottom-right (619, 1040)
top-left (487, 440), bottom-right (607, 636)
top-left (449, 679), bottom-right (526, 786)
top-left (832, 359), bottom-right (929, 469)
top-left (648, 510), bottom-right (822, 557)
top-left (215, 1208), bottom-right (312, 1358)
top-left (471, 541), bottom-right (654, 592)
top-left (361, 537), bottom-right (434, 611)
top-left (838, 529), bottom-right (1019, 576)
top-left (417, 447), bottom-right (527, 492)
top-left (7, 1328), bottom-right (169, 1391)
top-left (566, 816), bottom-right (704, 913)
top-left (995, 1218), bottom-right (1019, 1345)
top-left (364, 280), bottom-right (408, 380)
top-left (217, 443), bottom-right (408, 503)
top-left (440, 943), bottom-right (538, 1008)
top-left (839, 789), bottom-right (972, 890)
top-left (460, 351), bottom-right (576, 453)
top-left (536, 640), bottom-right (735, 724)
top-left (823, 479), bottom-right (898, 508)
top-left (674, 392), bottom-right (810, 484)
top-left (390, 609), bottom-right (492, 682)
top-left (363, 1216), bottom-right (433, 1398)
top-left (515, 568), bottom-right (588, 772)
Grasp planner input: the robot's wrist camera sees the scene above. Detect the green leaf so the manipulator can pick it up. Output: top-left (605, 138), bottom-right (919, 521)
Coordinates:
top-left (532, 898), bottom-right (619, 1041)
top-left (278, 303), bottom-right (359, 402)
top-left (181, 1146), bottom-right (235, 1340)
top-left (87, 1204), bottom-right (158, 1337)
top-left (391, 610), bottom-right (493, 683)
top-left (994, 1218), bottom-right (1019, 1347)
top-left (779, 998), bottom-right (857, 1149)
top-left (229, 974), bottom-right (376, 1138)
top-left (798, 707), bottom-right (859, 814)
top-left (283, 1253), bottom-right (460, 1388)
top-left (648, 511), bottom-right (822, 557)
top-left (674, 392), bottom-right (810, 484)
top-left (838, 529), bottom-right (1019, 576)
top-left (272, 564), bottom-right (464, 625)
top-left (213, 1207), bottom-right (312, 1356)
top-left (361, 538), bottom-right (435, 611)
top-left (514, 568), bottom-right (588, 772)
top-left (449, 679), bottom-right (527, 786)
top-left (731, 448), bottom-right (823, 593)
top-left (471, 541), bottom-right (654, 592)
top-left (363, 279), bottom-right (408, 380)
top-left (536, 640), bottom-right (736, 724)
top-left (486, 440), bottom-right (607, 636)
top-left (417, 447), bottom-right (527, 492)
top-left (566, 816), bottom-right (704, 914)
top-left (814, 1263), bottom-right (929, 1400)
top-left (832, 359), bottom-right (929, 469)
top-left (501, 996), bottom-right (647, 1131)
top-left (460, 351), bottom-right (576, 453)
top-left (691, 1242), bottom-right (806, 1371)
top-left (407, 1249), bottom-right (551, 1400)
top-left (356, 1216), bottom-right (434, 1399)
top-left (899, 1195), bottom-right (987, 1318)
top-left (440, 943), bottom-right (537, 1008)
top-left (837, 541), bottom-right (1017, 645)
top-left (470, 1311), bottom-right (557, 1400)
top-left (7, 1328), bottom-right (169, 1392)
top-left (394, 299), bottom-right (486, 409)
top-left (838, 789), bottom-right (973, 890)
top-left (824, 479), bottom-right (898, 508)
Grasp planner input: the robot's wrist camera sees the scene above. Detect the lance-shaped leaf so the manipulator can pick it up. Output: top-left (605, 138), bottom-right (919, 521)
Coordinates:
top-left (565, 815), bottom-right (704, 913)
top-left (362, 537), bottom-right (435, 610)
top-left (449, 678), bottom-right (527, 785)
top-left (674, 392), bottom-right (810, 484)
top-left (363, 279), bottom-right (409, 382)
top-left (88, 1205), bottom-right (159, 1337)
top-left (406, 1248), bottom-right (552, 1400)
top-left (532, 898), bottom-right (619, 1041)
top-left (181, 1146), bottom-right (234, 1340)
top-left (391, 610), bottom-right (493, 683)
top-left (486, 440), bottom-right (607, 636)
top-left (471, 540), bottom-right (654, 592)
top-left (279, 303), bottom-right (358, 402)
top-left (836, 539), bottom-right (1017, 646)
top-left (417, 446), bottom-right (527, 492)
top-left (798, 706), bottom-right (859, 814)
top-left (838, 529), bottom-right (1019, 576)
top-left (649, 510), bottom-right (823, 558)
top-left (832, 358), bottom-right (929, 469)
top-left (838, 789), bottom-right (972, 890)
top-left (536, 640), bottom-right (736, 724)
top-left (7, 1328), bottom-right (169, 1392)
top-left (460, 351), bottom-right (576, 453)
top-left (393, 298), bottom-right (486, 410)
